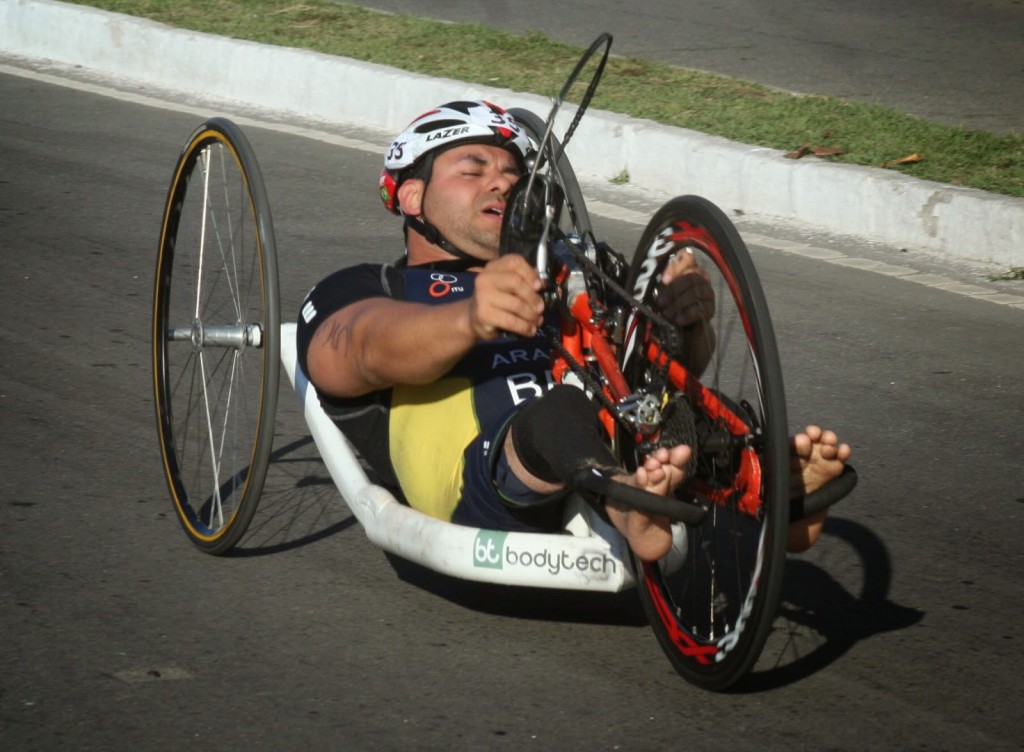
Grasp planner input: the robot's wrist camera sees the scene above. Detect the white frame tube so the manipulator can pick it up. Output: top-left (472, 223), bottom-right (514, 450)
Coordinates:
top-left (280, 323), bottom-right (636, 592)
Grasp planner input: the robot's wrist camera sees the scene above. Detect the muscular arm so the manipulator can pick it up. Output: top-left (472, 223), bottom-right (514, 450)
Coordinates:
top-left (308, 295), bottom-right (473, 396)
top-left (306, 254), bottom-right (546, 397)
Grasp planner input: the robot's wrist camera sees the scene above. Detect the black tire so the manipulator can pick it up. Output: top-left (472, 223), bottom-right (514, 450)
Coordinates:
top-left (153, 118), bottom-right (280, 555)
top-left (622, 196), bottom-right (789, 690)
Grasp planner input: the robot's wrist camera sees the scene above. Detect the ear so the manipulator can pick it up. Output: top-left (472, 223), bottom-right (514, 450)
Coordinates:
top-left (397, 179), bottom-right (424, 217)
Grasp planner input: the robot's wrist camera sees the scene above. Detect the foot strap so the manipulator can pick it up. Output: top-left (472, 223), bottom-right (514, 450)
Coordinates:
top-left (569, 466), bottom-right (707, 526)
top-left (571, 464), bottom-right (857, 526)
top-left (788, 465), bottom-right (858, 522)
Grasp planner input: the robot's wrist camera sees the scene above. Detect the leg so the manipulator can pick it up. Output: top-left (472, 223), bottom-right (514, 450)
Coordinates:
top-left (604, 445), bottom-right (691, 561)
top-left (504, 388), bottom-right (852, 557)
top-left (505, 432), bottom-right (690, 561)
top-left (786, 425), bottom-right (853, 552)
top-left (501, 386), bottom-right (690, 560)
top-left (507, 414), bottom-right (853, 556)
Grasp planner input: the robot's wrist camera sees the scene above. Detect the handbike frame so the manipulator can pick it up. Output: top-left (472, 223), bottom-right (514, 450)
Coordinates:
top-left (545, 239), bottom-right (766, 521)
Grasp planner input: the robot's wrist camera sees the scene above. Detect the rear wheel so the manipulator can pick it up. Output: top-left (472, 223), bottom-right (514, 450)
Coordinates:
top-left (153, 118), bottom-right (280, 555)
top-left (622, 196), bottom-right (789, 690)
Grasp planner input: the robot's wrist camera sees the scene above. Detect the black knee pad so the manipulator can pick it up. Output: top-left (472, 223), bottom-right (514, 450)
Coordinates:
top-left (509, 385), bottom-right (618, 484)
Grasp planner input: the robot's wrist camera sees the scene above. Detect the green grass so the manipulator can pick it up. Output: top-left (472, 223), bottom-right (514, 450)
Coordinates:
top-left (72, 0), bottom-right (1024, 198)
top-left (988, 267), bottom-right (1024, 281)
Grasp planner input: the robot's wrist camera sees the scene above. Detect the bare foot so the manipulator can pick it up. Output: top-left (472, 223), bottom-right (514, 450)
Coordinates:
top-left (787, 426), bottom-right (852, 552)
top-left (605, 445), bottom-right (691, 562)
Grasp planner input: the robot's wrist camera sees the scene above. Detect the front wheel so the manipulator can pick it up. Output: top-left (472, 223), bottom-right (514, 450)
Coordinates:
top-left (622, 196), bottom-right (789, 690)
top-left (152, 118), bottom-right (280, 555)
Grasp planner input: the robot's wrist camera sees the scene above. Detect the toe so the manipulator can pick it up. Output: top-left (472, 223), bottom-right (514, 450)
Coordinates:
top-left (792, 432), bottom-right (812, 460)
top-left (669, 444), bottom-right (691, 468)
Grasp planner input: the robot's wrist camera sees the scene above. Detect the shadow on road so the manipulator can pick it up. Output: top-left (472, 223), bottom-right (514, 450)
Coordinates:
top-left (386, 552), bottom-right (649, 627)
top-left (229, 435), bottom-right (359, 557)
top-left (227, 437), bottom-right (923, 680)
top-left (737, 515), bottom-right (924, 692)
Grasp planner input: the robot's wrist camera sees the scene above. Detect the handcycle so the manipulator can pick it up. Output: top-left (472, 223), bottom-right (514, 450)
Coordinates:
top-left (152, 33), bottom-right (855, 691)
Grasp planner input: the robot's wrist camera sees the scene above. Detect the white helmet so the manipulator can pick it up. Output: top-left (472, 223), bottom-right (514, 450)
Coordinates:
top-left (378, 100), bottom-right (533, 214)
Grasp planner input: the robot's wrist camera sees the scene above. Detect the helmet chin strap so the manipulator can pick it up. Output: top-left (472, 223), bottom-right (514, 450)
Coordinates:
top-left (403, 214), bottom-right (483, 263)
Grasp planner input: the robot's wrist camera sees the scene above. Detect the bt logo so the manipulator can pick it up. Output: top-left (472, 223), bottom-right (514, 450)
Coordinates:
top-left (473, 530), bottom-right (508, 569)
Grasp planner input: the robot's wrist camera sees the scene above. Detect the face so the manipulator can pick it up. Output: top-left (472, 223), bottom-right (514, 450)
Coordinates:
top-left (400, 143), bottom-right (521, 261)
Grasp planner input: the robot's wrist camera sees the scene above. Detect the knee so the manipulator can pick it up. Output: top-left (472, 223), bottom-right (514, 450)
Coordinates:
top-left (509, 385), bottom-right (615, 484)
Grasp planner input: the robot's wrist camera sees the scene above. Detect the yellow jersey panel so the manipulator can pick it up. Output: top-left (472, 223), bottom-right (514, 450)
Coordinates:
top-left (389, 375), bottom-right (479, 520)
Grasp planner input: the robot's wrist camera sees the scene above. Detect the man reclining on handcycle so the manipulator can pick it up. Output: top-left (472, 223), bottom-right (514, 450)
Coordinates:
top-left (296, 101), bottom-right (852, 561)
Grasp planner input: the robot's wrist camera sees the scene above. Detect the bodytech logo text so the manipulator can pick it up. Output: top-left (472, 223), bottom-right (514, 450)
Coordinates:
top-left (473, 530), bottom-right (617, 576)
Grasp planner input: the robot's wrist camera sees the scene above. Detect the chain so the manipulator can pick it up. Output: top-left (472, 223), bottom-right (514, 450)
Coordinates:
top-left (540, 238), bottom-right (681, 437)
top-left (542, 323), bottom-right (623, 416)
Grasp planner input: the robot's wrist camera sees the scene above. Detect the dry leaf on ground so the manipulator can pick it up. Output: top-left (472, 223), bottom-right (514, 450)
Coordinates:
top-left (882, 153), bottom-right (924, 168)
top-left (785, 143), bottom-right (843, 159)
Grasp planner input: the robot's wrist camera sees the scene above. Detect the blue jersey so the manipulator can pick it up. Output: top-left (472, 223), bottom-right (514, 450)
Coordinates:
top-left (296, 261), bottom-right (554, 520)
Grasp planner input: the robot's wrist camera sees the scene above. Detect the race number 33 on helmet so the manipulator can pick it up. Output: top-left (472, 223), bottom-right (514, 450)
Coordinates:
top-left (378, 100), bottom-right (534, 214)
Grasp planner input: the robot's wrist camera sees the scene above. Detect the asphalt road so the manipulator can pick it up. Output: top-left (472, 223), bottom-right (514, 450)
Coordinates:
top-left (346, 0), bottom-right (1024, 134)
top-left (1, 68), bottom-right (1023, 751)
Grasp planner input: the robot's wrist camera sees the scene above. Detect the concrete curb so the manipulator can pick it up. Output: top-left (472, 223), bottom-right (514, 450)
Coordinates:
top-left (2, 0), bottom-right (1021, 266)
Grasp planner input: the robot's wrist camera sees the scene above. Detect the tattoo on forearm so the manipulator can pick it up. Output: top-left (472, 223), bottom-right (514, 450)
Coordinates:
top-left (320, 321), bottom-right (354, 354)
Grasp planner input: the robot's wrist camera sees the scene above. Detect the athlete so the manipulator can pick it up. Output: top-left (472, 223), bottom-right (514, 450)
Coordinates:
top-left (297, 100), bottom-right (851, 561)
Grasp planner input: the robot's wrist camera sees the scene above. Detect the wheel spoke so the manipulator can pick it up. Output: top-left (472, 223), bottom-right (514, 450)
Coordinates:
top-left (197, 349), bottom-right (224, 529)
top-left (196, 146), bottom-right (211, 321)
